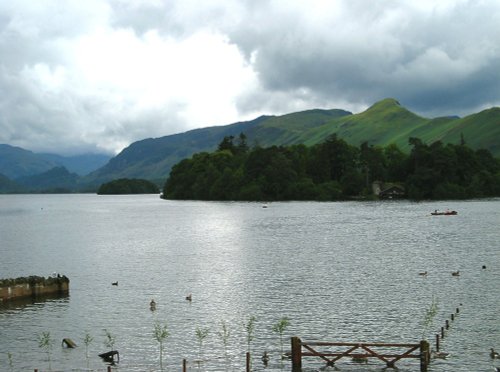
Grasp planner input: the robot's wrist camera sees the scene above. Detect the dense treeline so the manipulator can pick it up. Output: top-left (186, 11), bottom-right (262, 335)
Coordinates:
top-left (162, 133), bottom-right (500, 201)
top-left (98, 178), bottom-right (159, 195)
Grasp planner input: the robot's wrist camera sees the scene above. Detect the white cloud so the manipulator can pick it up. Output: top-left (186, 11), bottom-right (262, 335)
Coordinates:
top-left (0, 0), bottom-right (499, 155)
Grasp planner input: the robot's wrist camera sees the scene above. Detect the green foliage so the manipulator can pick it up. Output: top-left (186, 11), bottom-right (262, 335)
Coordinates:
top-left (163, 132), bottom-right (500, 201)
top-left (243, 316), bottom-right (256, 353)
top-left (6, 352), bottom-right (14, 372)
top-left (217, 320), bottom-right (231, 362)
top-left (97, 178), bottom-right (159, 194)
top-left (195, 326), bottom-right (210, 362)
top-left (103, 329), bottom-right (115, 350)
top-left (153, 322), bottom-right (170, 370)
top-left (422, 296), bottom-right (439, 340)
top-left (37, 331), bottom-right (53, 370)
top-left (83, 331), bottom-right (93, 368)
top-left (272, 317), bottom-right (290, 358)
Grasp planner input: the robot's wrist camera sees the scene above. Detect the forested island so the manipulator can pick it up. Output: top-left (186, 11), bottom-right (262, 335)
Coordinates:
top-left (162, 134), bottom-right (500, 201)
top-left (98, 178), bottom-right (159, 195)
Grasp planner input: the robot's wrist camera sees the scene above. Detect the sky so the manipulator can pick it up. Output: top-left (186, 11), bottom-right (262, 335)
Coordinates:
top-left (1, 0), bottom-right (499, 155)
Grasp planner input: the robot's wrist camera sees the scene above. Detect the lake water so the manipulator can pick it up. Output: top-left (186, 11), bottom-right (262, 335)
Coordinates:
top-left (0, 194), bottom-right (499, 372)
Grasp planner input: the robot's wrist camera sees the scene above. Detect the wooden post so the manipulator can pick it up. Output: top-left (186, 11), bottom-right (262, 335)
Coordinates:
top-left (456, 307), bottom-right (460, 314)
top-left (291, 336), bottom-right (302, 371)
top-left (441, 326), bottom-right (445, 338)
top-left (420, 340), bottom-right (430, 372)
top-left (107, 366), bottom-right (111, 372)
top-left (435, 334), bottom-right (440, 351)
top-left (451, 313), bottom-right (454, 321)
top-left (183, 359), bottom-right (187, 372)
top-left (445, 320), bottom-right (449, 329)
top-left (246, 352), bottom-right (250, 372)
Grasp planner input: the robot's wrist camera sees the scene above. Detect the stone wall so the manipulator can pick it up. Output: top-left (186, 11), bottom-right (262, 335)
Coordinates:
top-left (0, 275), bottom-right (69, 301)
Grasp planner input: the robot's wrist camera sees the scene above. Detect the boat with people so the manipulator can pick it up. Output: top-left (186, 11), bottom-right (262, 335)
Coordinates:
top-left (431, 209), bottom-right (457, 216)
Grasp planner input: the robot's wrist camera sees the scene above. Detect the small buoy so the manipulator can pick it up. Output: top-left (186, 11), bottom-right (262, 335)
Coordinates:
top-left (112, 281), bottom-right (118, 286)
top-left (482, 265), bottom-right (487, 269)
top-left (451, 271), bottom-right (460, 277)
top-left (186, 294), bottom-right (192, 301)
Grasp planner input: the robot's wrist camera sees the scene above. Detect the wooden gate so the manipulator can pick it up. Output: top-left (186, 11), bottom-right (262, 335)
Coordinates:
top-left (291, 337), bottom-right (430, 371)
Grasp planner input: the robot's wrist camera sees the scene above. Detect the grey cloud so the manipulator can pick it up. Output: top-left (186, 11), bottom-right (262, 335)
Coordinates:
top-left (226, 1), bottom-right (500, 117)
top-left (1, 1), bottom-right (499, 156)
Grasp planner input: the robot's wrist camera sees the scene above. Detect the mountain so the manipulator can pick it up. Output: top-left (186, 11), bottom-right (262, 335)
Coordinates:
top-left (0, 144), bottom-right (111, 179)
top-left (39, 153), bottom-right (111, 176)
top-left (2, 98), bottom-right (499, 191)
top-left (84, 98), bottom-right (500, 185)
top-left (0, 144), bottom-right (59, 179)
top-left (84, 109), bottom-right (351, 185)
top-left (15, 166), bottom-right (80, 192)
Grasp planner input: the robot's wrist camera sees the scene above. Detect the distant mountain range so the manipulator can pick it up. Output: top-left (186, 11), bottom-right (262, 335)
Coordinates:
top-left (1, 98), bottom-right (499, 192)
top-left (0, 144), bottom-right (110, 179)
top-left (0, 145), bottom-right (110, 192)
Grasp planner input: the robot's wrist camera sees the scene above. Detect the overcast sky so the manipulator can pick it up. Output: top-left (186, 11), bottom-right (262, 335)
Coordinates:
top-left (1, 0), bottom-right (499, 155)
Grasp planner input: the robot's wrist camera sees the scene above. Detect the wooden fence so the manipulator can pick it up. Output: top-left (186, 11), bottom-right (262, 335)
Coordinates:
top-left (291, 337), bottom-right (430, 371)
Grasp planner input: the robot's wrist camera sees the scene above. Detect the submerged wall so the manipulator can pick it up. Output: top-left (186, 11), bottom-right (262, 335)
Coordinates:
top-left (0, 275), bottom-right (69, 301)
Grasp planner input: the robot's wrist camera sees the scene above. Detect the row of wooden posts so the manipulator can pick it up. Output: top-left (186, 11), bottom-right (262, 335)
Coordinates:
top-left (435, 304), bottom-right (461, 352)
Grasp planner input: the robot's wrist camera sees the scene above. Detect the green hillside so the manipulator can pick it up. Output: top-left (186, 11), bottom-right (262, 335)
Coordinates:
top-left (84, 109), bottom-right (345, 184)
top-left (299, 99), bottom-right (428, 147)
top-left (79, 98), bottom-right (500, 185)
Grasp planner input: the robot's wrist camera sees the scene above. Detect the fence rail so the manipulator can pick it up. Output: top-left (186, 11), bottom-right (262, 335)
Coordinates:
top-left (291, 337), bottom-right (430, 371)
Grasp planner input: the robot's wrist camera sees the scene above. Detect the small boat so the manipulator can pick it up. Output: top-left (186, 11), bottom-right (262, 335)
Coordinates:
top-left (431, 210), bottom-right (457, 216)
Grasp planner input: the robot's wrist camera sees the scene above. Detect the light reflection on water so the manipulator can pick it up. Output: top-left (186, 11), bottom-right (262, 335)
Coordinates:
top-left (0, 195), bottom-right (499, 371)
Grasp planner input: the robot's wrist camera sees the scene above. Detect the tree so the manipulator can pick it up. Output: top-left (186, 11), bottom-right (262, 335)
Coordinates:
top-left (153, 322), bottom-right (170, 371)
top-left (244, 316), bottom-right (256, 354)
top-left (103, 329), bottom-right (116, 350)
top-left (272, 317), bottom-right (290, 359)
top-left (38, 332), bottom-right (53, 371)
top-left (83, 331), bottom-right (93, 369)
top-left (217, 135), bottom-right (236, 153)
top-left (195, 326), bottom-right (210, 365)
top-left (98, 178), bottom-right (159, 194)
top-left (236, 132), bottom-right (249, 154)
top-left (384, 144), bottom-right (409, 182)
